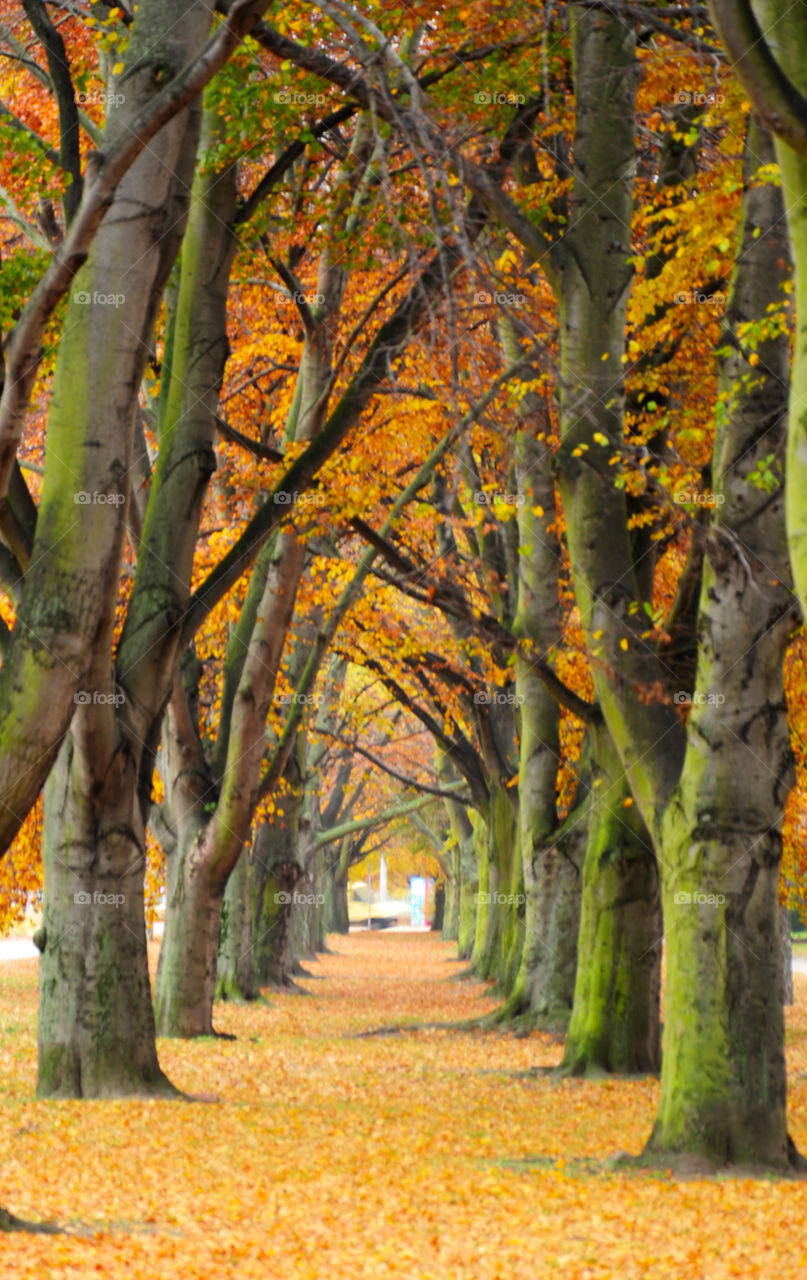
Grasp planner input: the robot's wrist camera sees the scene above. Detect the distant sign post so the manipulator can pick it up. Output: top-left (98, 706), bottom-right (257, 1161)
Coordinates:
top-left (410, 876), bottom-right (427, 927)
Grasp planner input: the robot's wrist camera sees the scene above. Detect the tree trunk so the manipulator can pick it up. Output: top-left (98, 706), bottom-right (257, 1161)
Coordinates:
top-left (469, 784), bottom-right (519, 987)
top-left (552, 12), bottom-right (797, 1165)
top-left (562, 726), bottom-right (660, 1075)
top-left (458, 877), bottom-right (478, 959)
top-left (478, 313), bottom-right (572, 1024)
top-left (432, 883), bottom-right (446, 932)
top-left (439, 762), bottom-right (476, 949)
top-left (154, 820), bottom-right (225, 1037)
top-left (323, 837), bottom-right (350, 935)
top-left (37, 740), bottom-right (174, 1097)
top-left (333, 874), bottom-right (350, 934)
top-left (644, 119), bottom-right (798, 1167)
top-left (441, 839), bottom-right (460, 941)
top-left (250, 820), bottom-right (303, 990)
top-left (499, 778), bottom-right (588, 1031)
top-left (216, 848), bottom-right (259, 1002)
top-left (34, 0), bottom-right (215, 1093)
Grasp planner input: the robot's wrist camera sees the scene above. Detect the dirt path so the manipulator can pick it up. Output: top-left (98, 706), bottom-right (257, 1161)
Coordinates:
top-left (3, 933), bottom-right (807, 1277)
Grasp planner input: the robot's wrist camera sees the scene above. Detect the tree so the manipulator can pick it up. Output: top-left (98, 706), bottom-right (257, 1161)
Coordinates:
top-left (552, 7), bottom-right (798, 1165)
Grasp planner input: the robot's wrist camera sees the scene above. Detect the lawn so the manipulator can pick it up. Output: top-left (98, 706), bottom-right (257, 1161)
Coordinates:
top-left (2, 933), bottom-right (807, 1278)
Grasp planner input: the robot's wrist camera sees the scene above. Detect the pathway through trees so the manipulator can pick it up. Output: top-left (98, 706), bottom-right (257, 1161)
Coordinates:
top-left (3, 935), bottom-right (807, 1275)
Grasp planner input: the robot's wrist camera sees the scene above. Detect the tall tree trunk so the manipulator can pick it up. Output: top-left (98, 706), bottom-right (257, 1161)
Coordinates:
top-left (493, 360), bottom-right (574, 1026)
top-left (442, 867), bottom-right (459, 942)
top-left (458, 877), bottom-right (478, 960)
top-left (562, 725), bottom-right (660, 1075)
top-left (468, 783), bottom-right (519, 987)
top-left (37, 740), bottom-right (174, 1097)
top-left (323, 837), bottom-right (351, 935)
top-left (644, 118), bottom-right (797, 1167)
top-left (439, 758), bottom-right (477, 951)
top-left (216, 848), bottom-right (259, 1003)
top-left (36, 5), bottom-right (216, 1095)
top-left (251, 821), bottom-right (303, 990)
top-left (501, 771), bottom-right (589, 1030)
top-left (554, 11), bottom-right (798, 1165)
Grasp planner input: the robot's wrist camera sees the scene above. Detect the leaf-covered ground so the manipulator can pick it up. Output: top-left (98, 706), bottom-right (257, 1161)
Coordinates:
top-left (2, 932), bottom-right (807, 1277)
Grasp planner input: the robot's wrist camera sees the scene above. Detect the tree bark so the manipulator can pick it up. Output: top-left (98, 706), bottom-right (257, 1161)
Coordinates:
top-left (216, 848), bottom-right (259, 1002)
top-left (251, 821), bottom-right (303, 990)
top-left (36, 3), bottom-right (217, 1095)
top-left (37, 739), bottom-right (175, 1097)
top-left (554, 11), bottom-right (797, 1165)
top-left (562, 726), bottom-right (660, 1074)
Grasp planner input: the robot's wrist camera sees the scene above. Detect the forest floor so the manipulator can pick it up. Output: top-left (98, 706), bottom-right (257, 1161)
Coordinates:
top-left (2, 933), bottom-right (807, 1277)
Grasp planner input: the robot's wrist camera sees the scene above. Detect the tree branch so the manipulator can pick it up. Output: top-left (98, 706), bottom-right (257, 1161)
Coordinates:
top-left (22, 0), bottom-right (83, 222)
top-left (707, 0), bottom-right (807, 150)
top-left (0, 0), bottom-right (270, 502)
top-left (319, 729), bottom-right (474, 804)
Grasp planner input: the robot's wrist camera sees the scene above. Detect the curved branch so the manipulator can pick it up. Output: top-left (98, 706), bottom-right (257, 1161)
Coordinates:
top-left (707, 0), bottom-right (807, 151)
top-left (319, 729), bottom-right (474, 804)
top-left (22, 0), bottom-right (83, 222)
top-left (0, 0), bottom-right (270, 502)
